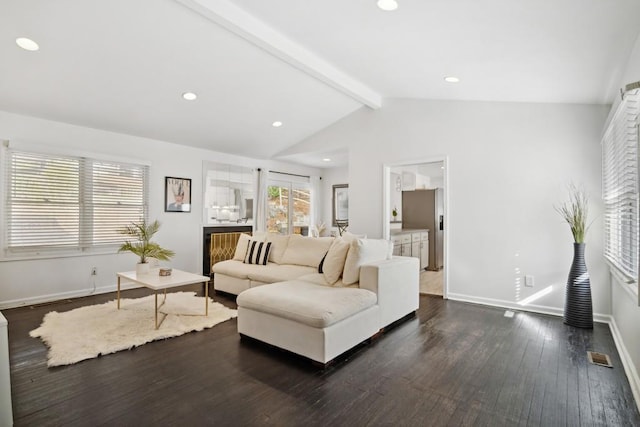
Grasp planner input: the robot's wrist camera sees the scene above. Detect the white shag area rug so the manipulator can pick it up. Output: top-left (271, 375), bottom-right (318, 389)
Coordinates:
top-left (30, 292), bottom-right (237, 367)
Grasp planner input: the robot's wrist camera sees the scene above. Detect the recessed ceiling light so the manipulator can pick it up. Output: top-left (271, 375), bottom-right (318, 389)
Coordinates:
top-left (444, 76), bottom-right (460, 83)
top-left (272, 121), bottom-right (283, 127)
top-left (377, 0), bottom-right (398, 11)
top-left (182, 92), bottom-right (197, 101)
top-left (322, 158), bottom-right (332, 162)
top-left (16, 37), bottom-right (39, 51)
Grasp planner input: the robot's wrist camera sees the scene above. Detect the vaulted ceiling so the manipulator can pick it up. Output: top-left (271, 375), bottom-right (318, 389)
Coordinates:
top-left (2, 0), bottom-right (640, 168)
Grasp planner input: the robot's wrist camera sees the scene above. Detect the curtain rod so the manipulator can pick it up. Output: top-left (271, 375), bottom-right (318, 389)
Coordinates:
top-left (620, 80), bottom-right (640, 99)
top-left (269, 170), bottom-right (310, 179)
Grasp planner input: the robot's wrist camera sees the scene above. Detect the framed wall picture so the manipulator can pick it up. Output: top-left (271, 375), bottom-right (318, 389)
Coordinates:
top-left (165, 177), bottom-right (192, 212)
top-left (332, 184), bottom-right (349, 226)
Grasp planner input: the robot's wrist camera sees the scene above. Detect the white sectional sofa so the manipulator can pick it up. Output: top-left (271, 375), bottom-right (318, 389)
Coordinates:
top-left (212, 232), bottom-right (419, 365)
top-left (212, 233), bottom-right (334, 295)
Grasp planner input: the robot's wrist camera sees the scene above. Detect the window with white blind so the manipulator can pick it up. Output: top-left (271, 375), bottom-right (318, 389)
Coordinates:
top-left (3, 149), bottom-right (149, 258)
top-left (602, 88), bottom-right (639, 291)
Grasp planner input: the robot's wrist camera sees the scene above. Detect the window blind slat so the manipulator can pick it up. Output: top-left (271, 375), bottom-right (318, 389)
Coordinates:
top-left (603, 89), bottom-right (640, 282)
top-left (4, 150), bottom-right (149, 257)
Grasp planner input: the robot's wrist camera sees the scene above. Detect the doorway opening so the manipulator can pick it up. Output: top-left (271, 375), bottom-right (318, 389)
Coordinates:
top-left (383, 158), bottom-right (448, 298)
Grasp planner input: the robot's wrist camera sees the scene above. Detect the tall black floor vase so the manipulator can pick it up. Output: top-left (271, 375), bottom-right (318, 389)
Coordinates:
top-left (563, 243), bottom-right (593, 328)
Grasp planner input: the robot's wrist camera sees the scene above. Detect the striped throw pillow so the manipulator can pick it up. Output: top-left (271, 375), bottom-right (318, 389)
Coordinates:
top-left (244, 240), bottom-right (272, 265)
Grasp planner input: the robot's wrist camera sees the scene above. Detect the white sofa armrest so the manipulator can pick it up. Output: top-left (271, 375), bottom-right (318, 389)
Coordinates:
top-left (359, 256), bottom-right (419, 328)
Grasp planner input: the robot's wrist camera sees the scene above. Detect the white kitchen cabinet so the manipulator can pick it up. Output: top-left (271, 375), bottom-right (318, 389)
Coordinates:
top-left (391, 235), bottom-right (402, 256)
top-left (411, 232), bottom-right (420, 261)
top-left (391, 231), bottom-right (428, 270)
top-left (411, 241), bottom-right (420, 260)
top-left (419, 231), bottom-right (429, 269)
top-left (400, 233), bottom-right (412, 256)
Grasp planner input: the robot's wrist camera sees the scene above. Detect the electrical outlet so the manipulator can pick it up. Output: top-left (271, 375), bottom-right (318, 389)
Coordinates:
top-left (525, 275), bottom-right (534, 287)
top-left (91, 267), bottom-right (97, 276)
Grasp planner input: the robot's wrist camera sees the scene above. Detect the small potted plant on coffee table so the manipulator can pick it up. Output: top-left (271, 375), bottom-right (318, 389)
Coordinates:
top-left (118, 219), bottom-right (175, 275)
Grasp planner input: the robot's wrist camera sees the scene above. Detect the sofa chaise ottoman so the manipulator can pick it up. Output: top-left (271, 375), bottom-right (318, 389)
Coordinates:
top-left (233, 235), bottom-right (419, 365)
top-left (237, 279), bottom-right (380, 364)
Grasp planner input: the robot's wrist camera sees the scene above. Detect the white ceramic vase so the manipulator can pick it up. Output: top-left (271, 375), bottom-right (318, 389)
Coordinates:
top-left (136, 262), bottom-right (150, 276)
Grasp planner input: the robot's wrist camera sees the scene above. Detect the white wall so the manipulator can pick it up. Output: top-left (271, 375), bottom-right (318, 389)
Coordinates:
top-left (320, 166), bottom-right (348, 236)
top-left (607, 31), bottom-right (640, 407)
top-left (294, 98), bottom-right (610, 317)
top-left (389, 171), bottom-right (402, 221)
top-left (0, 110), bottom-right (320, 308)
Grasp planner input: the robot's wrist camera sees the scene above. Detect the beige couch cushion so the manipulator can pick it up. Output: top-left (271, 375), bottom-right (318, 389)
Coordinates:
top-left (342, 238), bottom-right (393, 285)
top-left (265, 233), bottom-right (290, 264)
top-left (248, 264), bottom-right (316, 284)
top-left (233, 233), bottom-right (248, 261)
top-left (281, 235), bottom-right (333, 268)
top-left (322, 238), bottom-right (350, 285)
top-left (252, 231), bottom-right (267, 241)
top-left (213, 260), bottom-right (315, 284)
top-left (212, 259), bottom-right (268, 280)
top-left (298, 273), bottom-right (355, 288)
top-left (237, 280), bottom-right (377, 328)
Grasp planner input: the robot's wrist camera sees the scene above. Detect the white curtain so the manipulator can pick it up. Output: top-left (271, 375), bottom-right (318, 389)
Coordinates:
top-left (254, 168), bottom-right (268, 232)
top-left (309, 175), bottom-right (322, 236)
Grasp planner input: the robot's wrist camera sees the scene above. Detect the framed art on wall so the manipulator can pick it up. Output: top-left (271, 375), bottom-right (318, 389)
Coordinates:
top-left (165, 177), bottom-right (191, 212)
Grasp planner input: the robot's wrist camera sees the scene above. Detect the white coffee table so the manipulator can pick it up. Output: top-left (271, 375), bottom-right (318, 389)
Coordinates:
top-left (116, 269), bottom-right (211, 329)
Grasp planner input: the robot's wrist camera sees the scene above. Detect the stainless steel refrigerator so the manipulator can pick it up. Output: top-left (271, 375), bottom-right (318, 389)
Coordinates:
top-left (402, 188), bottom-right (444, 271)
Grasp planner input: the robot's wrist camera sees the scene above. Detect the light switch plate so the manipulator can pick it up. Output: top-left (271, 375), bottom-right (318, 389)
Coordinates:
top-left (525, 275), bottom-right (534, 287)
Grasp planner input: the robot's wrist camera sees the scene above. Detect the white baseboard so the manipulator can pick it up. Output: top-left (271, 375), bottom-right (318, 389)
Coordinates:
top-left (446, 292), bottom-right (610, 323)
top-left (608, 316), bottom-right (640, 412)
top-left (0, 283), bottom-right (142, 310)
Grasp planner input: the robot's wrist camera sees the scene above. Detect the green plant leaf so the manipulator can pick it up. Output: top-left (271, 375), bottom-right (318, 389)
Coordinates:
top-left (555, 184), bottom-right (590, 243)
top-left (118, 219), bottom-right (174, 264)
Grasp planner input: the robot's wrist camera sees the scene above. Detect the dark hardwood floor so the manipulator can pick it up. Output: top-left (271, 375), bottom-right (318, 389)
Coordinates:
top-left (5, 286), bottom-right (639, 426)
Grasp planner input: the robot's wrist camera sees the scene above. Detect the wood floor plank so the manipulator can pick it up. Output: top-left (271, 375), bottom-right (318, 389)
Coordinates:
top-left (4, 291), bottom-right (639, 426)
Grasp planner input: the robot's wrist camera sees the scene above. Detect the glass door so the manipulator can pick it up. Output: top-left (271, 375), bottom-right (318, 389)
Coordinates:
top-left (266, 181), bottom-right (290, 234)
top-left (266, 179), bottom-right (311, 235)
top-left (291, 184), bottom-right (310, 235)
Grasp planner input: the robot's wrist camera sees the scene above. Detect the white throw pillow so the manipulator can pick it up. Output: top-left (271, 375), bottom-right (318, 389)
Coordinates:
top-left (322, 238), bottom-right (350, 285)
top-left (233, 233), bottom-right (252, 261)
top-left (342, 238), bottom-right (393, 285)
top-left (265, 233), bottom-right (290, 264)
